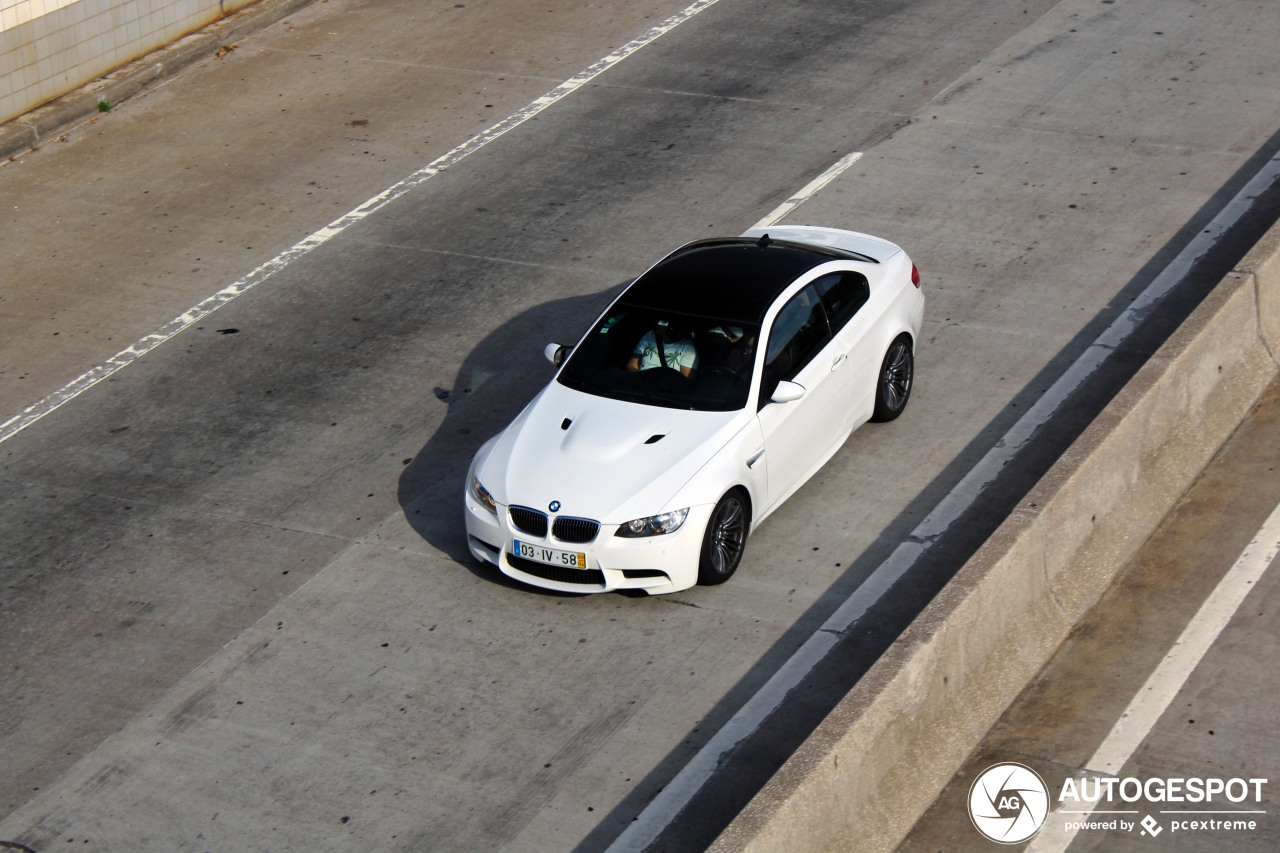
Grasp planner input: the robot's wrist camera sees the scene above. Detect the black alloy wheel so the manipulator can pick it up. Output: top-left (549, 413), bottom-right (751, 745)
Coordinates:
top-left (871, 335), bottom-right (913, 422)
top-left (698, 490), bottom-right (748, 585)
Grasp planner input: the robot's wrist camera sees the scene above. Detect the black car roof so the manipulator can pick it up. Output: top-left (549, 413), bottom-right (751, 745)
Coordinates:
top-left (619, 237), bottom-right (853, 325)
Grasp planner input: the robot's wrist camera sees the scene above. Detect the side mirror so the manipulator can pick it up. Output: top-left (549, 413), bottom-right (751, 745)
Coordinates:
top-left (544, 343), bottom-right (572, 365)
top-left (771, 380), bottom-right (806, 403)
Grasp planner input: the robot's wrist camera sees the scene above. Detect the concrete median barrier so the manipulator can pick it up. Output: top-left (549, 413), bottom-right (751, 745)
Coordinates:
top-left (710, 219), bottom-right (1280, 853)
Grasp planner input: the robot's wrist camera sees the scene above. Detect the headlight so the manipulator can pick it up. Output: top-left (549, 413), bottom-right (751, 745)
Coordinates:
top-left (616, 508), bottom-right (689, 538)
top-left (469, 471), bottom-right (498, 514)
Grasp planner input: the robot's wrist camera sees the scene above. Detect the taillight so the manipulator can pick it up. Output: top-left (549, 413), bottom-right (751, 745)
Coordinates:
top-left (911, 264), bottom-right (921, 288)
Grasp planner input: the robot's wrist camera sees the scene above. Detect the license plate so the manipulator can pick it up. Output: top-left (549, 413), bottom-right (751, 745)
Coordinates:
top-left (513, 540), bottom-right (588, 569)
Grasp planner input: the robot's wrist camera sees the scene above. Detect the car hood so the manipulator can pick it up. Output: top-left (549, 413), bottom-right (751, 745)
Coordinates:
top-left (478, 381), bottom-right (746, 524)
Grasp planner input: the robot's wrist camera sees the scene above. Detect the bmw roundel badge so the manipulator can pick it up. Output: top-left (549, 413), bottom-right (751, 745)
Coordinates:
top-left (549, 501), bottom-right (561, 513)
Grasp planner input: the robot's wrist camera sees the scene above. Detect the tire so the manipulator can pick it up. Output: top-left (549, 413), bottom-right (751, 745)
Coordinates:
top-left (871, 334), bottom-right (913, 422)
top-left (697, 489), bottom-right (749, 585)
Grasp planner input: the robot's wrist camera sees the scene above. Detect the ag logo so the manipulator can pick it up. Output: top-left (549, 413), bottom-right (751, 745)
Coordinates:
top-left (968, 762), bottom-right (1049, 844)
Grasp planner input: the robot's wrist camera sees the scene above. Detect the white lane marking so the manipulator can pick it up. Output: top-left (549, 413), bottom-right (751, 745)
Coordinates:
top-left (1027, 499), bottom-right (1280, 853)
top-left (751, 150), bottom-right (863, 229)
top-left (603, 148), bottom-right (1280, 852)
top-left (0, 0), bottom-right (726, 446)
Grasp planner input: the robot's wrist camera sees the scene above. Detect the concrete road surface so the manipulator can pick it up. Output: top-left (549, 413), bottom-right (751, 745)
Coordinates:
top-left (1, 0), bottom-right (1279, 850)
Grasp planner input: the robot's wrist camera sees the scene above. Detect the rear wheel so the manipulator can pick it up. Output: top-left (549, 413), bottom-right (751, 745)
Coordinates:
top-left (697, 489), bottom-right (748, 585)
top-left (871, 334), bottom-right (913, 422)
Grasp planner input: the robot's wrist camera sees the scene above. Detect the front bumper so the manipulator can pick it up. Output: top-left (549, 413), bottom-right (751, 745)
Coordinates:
top-left (463, 490), bottom-right (710, 595)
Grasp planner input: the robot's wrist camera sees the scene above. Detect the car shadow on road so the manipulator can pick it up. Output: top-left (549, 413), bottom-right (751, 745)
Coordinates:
top-left (396, 282), bottom-right (628, 591)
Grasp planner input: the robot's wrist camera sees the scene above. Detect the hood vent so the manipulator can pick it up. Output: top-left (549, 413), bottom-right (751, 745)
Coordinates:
top-left (645, 434), bottom-right (666, 445)
top-left (561, 418), bottom-right (573, 430)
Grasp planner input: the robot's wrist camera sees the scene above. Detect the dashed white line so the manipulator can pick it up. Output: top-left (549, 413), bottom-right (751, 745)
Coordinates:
top-left (752, 150), bottom-right (864, 229)
top-left (0, 0), bottom-right (726, 445)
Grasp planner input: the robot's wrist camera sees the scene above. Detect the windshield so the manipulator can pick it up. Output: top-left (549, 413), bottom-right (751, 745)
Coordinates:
top-left (557, 305), bottom-right (759, 411)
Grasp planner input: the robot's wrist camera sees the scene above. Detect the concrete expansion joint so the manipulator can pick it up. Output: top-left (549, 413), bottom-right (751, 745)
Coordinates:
top-left (1262, 337), bottom-right (1280, 369)
top-left (1042, 555), bottom-right (1072, 626)
top-left (0, 476), bottom-right (142, 507)
top-left (1247, 273), bottom-right (1280, 368)
top-left (657, 596), bottom-right (704, 610)
top-left (357, 238), bottom-right (613, 277)
top-left (1, 474), bottom-right (357, 544)
top-left (0, 839), bottom-right (37, 852)
top-left (232, 516), bottom-right (356, 542)
top-left (222, 515), bottom-right (362, 546)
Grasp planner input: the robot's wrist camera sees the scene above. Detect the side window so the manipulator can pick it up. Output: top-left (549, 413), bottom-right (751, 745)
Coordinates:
top-left (813, 272), bottom-right (870, 334)
top-left (760, 285), bottom-right (831, 405)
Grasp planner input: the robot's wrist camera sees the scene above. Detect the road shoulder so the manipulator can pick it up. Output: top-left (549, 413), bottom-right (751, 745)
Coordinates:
top-left (896, 379), bottom-right (1280, 851)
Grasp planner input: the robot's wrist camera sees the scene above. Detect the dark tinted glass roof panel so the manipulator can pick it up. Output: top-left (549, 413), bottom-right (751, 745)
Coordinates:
top-left (620, 239), bottom-right (839, 324)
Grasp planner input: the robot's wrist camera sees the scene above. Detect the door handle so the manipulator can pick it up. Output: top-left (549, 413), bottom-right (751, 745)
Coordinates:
top-left (831, 353), bottom-right (847, 371)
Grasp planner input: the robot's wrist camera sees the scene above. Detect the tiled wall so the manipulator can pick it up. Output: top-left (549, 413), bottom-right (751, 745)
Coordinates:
top-left (1, 0), bottom-right (256, 125)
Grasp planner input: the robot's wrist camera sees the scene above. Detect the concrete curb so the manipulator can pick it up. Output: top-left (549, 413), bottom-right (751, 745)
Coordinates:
top-left (0, 0), bottom-right (316, 163)
top-left (709, 218), bottom-right (1280, 853)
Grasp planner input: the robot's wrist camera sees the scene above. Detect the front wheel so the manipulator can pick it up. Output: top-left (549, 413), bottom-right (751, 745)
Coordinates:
top-left (871, 335), bottom-right (914, 422)
top-left (697, 489), bottom-right (748, 585)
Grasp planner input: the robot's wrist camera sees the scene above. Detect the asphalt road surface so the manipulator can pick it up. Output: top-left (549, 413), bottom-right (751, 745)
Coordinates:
top-left (2, 0), bottom-right (1279, 850)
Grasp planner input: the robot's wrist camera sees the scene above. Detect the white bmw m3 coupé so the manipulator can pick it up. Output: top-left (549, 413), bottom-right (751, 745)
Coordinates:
top-left (464, 226), bottom-right (923, 594)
